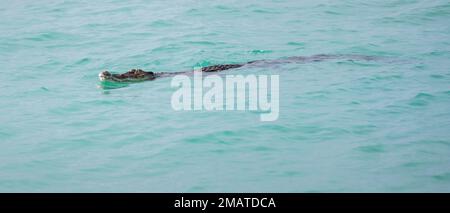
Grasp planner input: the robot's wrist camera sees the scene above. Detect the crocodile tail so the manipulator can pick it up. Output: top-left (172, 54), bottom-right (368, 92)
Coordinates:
top-left (201, 63), bottom-right (244, 72)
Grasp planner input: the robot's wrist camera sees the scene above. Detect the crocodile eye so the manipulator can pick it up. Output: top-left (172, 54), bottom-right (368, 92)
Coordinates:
top-left (102, 71), bottom-right (111, 76)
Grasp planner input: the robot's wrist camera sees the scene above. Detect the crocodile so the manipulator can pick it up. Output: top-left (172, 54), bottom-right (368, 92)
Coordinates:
top-left (98, 54), bottom-right (379, 82)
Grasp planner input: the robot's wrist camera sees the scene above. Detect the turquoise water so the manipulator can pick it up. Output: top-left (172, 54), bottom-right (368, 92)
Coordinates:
top-left (1, 0), bottom-right (450, 192)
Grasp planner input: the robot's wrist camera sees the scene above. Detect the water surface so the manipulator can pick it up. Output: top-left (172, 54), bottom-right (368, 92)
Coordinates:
top-left (0, 0), bottom-right (450, 192)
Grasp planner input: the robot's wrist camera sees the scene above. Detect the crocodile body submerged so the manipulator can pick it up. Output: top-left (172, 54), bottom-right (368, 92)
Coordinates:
top-left (98, 54), bottom-right (379, 82)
